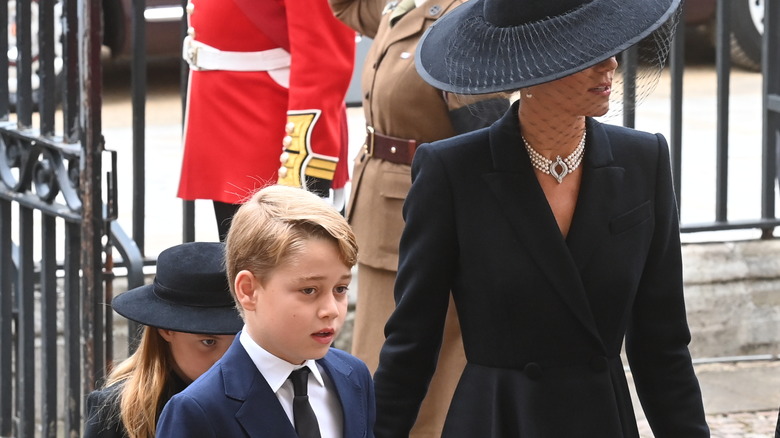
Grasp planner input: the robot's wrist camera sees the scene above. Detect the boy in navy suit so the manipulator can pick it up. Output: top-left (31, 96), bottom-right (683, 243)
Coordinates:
top-left (157, 185), bottom-right (375, 438)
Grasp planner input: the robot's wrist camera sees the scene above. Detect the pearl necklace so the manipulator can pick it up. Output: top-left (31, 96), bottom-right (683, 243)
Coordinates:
top-left (522, 131), bottom-right (586, 184)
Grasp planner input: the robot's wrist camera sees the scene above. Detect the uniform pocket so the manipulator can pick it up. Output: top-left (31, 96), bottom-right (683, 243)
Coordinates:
top-left (379, 168), bottom-right (411, 200)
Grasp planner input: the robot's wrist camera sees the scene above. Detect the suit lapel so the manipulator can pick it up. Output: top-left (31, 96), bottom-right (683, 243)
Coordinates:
top-left (319, 353), bottom-right (368, 438)
top-left (220, 338), bottom-right (298, 438)
top-left (482, 106), bottom-right (603, 346)
top-left (566, 118), bottom-right (625, 272)
top-left (220, 339), bottom-right (369, 438)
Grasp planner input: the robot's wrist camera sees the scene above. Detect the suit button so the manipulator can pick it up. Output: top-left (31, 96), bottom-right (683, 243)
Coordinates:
top-left (523, 362), bottom-right (542, 380)
top-left (589, 356), bottom-right (608, 372)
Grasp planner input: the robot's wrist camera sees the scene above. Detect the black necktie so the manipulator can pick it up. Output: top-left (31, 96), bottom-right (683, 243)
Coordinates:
top-left (288, 367), bottom-right (321, 438)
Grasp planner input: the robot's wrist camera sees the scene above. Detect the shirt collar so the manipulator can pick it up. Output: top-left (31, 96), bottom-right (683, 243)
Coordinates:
top-left (239, 328), bottom-right (325, 393)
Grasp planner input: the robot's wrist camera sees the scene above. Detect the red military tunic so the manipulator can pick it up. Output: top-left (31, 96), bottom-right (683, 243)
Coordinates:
top-left (178, 0), bottom-right (355, 204)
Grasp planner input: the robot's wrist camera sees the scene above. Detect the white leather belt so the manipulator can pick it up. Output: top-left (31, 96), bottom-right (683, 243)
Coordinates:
top-left (182, 36), bottom-right (291, 72)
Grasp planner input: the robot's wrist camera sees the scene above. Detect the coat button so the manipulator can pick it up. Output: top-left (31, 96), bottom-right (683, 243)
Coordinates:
top-left (523, 362), bottom-right (542, 380)
top-left (428, 5), bottom-right (441, 16)
top-left (589, 356), bottom-right (608, 372)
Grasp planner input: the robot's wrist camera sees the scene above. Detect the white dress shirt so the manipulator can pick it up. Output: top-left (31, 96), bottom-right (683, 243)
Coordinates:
top-left (239, 329), bottom-right (344, 438)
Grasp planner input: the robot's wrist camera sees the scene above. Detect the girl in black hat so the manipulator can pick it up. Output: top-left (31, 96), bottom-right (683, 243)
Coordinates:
top-left (372, 0), bottom-right (710, 436)
top-left (84, 242), bottom-right (243, 438)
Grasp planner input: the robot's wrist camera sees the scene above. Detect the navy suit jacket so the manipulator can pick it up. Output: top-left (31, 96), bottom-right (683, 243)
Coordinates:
top-left (157, 334), bottom-right (375, 438)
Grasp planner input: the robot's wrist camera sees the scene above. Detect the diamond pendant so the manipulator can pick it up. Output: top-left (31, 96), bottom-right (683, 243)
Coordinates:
top-left (549, 156), bottom-right (568, 184)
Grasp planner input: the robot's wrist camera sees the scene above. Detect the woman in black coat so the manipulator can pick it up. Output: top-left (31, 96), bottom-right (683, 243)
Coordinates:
top-left (372, 0), bottom-right (711, 436)
top-left (84, 242), bottom-right (242, 438)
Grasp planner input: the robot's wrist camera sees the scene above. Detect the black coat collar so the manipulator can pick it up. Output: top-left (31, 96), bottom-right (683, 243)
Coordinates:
top-left (482, 103), bottom-right (625, 348)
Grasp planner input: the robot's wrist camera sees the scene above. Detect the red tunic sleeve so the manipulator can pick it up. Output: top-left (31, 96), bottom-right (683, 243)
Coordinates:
top-left (278, 0), bottom-right (356, 192)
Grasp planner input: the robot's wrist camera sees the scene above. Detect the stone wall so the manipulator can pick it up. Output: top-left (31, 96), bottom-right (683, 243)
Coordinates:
top-left (683, 239), bottom-right (780, 358)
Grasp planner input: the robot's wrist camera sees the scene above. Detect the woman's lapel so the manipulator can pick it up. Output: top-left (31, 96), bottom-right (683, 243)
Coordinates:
top-left (566, 118), bottom-right (625, 272)
top-left (481, 107), bottom-right (604, 347)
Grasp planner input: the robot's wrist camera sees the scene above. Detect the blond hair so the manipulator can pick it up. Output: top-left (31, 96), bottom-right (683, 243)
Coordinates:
top-left (225, 185), bottom-right (358, 317)
top-left (102, 327), bottom-right (172, 438)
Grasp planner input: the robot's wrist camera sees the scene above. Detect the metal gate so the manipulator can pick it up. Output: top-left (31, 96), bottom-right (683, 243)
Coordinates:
top-left (0, 0), bottom-right (144, 436)
top-left (662, 0), bottom-right (780, 237)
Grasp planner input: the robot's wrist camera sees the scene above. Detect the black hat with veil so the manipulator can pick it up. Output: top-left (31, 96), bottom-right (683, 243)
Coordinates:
top-left (415, 0), bottom-right (682, 110)
top-left (414, 0), bottom-right (684, 186)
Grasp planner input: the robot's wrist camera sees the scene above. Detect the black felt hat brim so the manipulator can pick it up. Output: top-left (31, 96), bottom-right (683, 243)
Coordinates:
top-left (110, 242), bottom-right (243, 335)
top-left (112, 284), bottom-right (243, 335)
top-left (415, 0), bottom-right (681, 95)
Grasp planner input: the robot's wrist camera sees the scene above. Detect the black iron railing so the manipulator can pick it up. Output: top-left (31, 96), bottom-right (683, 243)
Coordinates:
top-left (0, 0), bottom-right (143, 436)
top-left (621, 0), bottom-right (779, 237)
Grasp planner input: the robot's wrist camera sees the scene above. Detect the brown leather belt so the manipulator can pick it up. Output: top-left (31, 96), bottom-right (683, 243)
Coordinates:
top-left (366, 126), bottom-right (418, 166)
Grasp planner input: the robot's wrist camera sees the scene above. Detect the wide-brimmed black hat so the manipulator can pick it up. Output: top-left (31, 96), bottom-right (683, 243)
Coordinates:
top-left (111, 242), bottom-right (243, 335)
top-left (416, 0), bottom-right (681, 95)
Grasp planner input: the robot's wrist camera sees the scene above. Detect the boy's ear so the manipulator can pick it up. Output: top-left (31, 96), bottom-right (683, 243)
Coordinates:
top-left (234, 270), bottom-right (260, 311)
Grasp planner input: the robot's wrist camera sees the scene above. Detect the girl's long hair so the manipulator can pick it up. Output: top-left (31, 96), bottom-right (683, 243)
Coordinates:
top-left (104, 326), bottom-right (171, 438)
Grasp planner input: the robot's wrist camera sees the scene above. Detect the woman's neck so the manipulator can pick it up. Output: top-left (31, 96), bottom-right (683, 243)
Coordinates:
top-left (518, 107), bottom-right (585, 157)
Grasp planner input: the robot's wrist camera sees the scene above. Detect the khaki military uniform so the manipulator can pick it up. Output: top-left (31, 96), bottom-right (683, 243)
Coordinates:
top-left (330, 1), bottom-right (468, 436)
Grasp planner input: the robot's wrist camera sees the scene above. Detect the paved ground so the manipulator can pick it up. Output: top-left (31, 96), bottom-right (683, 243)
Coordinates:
top-left (633, 360), bottom-right (780, 437)
top-left (701, 411), bottom-right (777, 438)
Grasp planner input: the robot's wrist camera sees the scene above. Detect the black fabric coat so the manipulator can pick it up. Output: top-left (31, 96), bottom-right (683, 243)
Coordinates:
top-left (373, 102), bottom-right (710, 437)
top-left (83, 372), bottom-right (187, 438)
